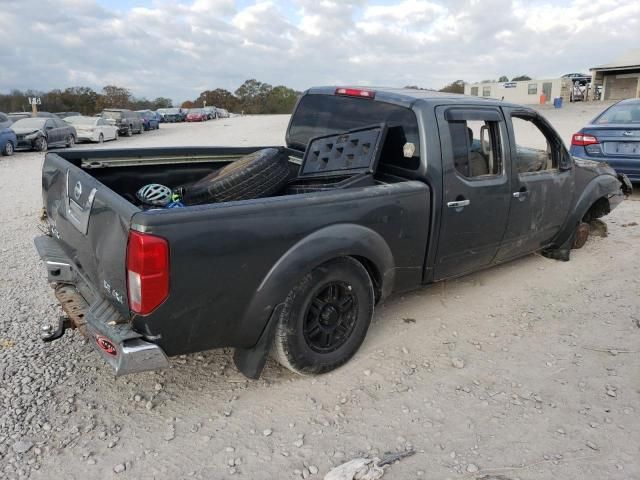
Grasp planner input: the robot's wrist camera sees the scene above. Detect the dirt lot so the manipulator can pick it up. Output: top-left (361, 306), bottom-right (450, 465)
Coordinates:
top-left (0, 102), bottom-right (638, 480)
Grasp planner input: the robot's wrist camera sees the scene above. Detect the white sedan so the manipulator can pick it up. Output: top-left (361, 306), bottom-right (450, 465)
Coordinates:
top-left (65, 116), bottom-right (118, 143)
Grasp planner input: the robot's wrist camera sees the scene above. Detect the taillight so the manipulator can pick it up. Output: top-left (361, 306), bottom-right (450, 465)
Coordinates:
top-left (126, 231), bottom-right (169, 315)
top-left (335, 87), bottom-right (375, 99)
top-left (571, 133), bottom-right (599, 146)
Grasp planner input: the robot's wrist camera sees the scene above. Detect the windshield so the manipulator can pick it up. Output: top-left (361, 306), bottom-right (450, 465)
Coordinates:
top-left (137, 111), bottom-right (153, 118)
top-left (188, 108), bottom-right (203, 114)
top-left (102, 111), bottom-right (123, 120)
top-left (66, 117), bottom-right (96, 126)
top-left (12, 118), bottom-right (46, 128)
top-left (288, 94), bottom-right (421, 169)
top-left (595, 102), bottom-right (640, 124)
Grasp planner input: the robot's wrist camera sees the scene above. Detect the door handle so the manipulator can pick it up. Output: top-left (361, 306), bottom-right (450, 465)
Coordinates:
top-left (513, 190), bottom-right (528, 199)
top-left (447, 199), bottom-right (470, 208)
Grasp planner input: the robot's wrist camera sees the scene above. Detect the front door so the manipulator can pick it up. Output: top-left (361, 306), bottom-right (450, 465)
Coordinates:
top-left (495, 108), bottom-right (575, 261)
top-left (542, 82), bottom-right (552, 103)
top-left (434, 106), bottom-right (511, 280)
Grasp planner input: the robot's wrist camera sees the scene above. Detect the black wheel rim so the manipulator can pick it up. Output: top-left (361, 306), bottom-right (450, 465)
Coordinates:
top-left (303, 282), bottom-right (358, 353)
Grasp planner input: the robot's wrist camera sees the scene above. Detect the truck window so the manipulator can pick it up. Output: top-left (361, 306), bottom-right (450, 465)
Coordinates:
top-left (448, 119), bottom-right (502, 178)
top-left (288, 94), bottom-right (420, 169)
top-left (511, 116), bottom-right (557, 173)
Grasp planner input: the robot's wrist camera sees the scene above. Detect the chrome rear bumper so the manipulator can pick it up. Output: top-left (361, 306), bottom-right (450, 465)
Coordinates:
top-left (34, 235), bottom-right (169, 376)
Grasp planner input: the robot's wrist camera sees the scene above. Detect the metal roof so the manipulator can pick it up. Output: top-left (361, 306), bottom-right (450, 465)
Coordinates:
top-left (590, 49), bottom-right (640, 71)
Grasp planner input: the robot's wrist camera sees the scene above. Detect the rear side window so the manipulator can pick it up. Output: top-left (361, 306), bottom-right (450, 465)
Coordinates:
top-left (288, 94), bottom-right (421, 169)
top-left (448, 119), bottom-right (503, 178)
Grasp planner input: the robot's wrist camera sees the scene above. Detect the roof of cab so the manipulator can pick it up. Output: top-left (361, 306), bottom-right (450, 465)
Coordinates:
top-left (306, 86), bottom-right (523, 110)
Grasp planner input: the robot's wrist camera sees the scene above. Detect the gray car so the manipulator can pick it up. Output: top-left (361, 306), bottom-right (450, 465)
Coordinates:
top-left (11, 117), bottom-right (77, 152)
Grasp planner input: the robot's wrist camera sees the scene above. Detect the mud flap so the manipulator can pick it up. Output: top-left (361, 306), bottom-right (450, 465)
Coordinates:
top-left (233, 304), bottom-right (284, 379)
top-left (541, 230), bottom-right (574, 262)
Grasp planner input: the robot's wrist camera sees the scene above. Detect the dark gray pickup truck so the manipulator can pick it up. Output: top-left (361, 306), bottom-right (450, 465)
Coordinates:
top-left (35, 86), bottom-right (631, 379)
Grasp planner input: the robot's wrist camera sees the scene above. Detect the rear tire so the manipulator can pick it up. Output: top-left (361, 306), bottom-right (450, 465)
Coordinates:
top-left (98, 133), bottom-right (104, 144)
top-left (125, 126), bottom-right (133, 137)
top-left (66, 135), bottom-right (75, 148)
top-left (2, 141), bottom-right (14, 156)
top-left (182, 148), bottom-right (290, 204)
top-left (272, 257), bottom-right (375, 375)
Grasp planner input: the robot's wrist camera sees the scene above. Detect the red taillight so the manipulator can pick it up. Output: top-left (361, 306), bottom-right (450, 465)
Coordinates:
top-left (335, 87), bottom-right (375, 99)
top-left (571, 133), bottom-right (599, 146)
top-left (126, 231), bottom-right (169, 315)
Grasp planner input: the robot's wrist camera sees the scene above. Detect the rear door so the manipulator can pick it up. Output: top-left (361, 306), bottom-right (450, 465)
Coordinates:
top-left (495, 108), bottom-right (575, 261)
top-left (434, 106), bottom-right (511, 280)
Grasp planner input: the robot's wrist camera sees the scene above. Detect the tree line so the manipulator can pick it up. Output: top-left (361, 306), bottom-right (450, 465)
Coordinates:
top-left (0, 86), bottom-right (172, 115)
top-left (181, 79), bottom-right (300, 114)
top-left (0, 79), bottom-right (300, 116)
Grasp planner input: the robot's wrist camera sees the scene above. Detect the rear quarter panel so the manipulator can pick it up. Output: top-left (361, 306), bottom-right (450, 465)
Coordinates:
top-left (132, 181), bottom-right (430, 356)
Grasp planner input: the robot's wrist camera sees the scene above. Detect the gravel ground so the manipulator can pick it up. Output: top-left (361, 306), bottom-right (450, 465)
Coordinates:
top-left (0, 106), bottom-right (638, 480)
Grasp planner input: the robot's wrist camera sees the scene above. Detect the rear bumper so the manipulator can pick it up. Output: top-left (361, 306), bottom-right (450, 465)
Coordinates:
top-left (34, 235), bottom-right (169, 376)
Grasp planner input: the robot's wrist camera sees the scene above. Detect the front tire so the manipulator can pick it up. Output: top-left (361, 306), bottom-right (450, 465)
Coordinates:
top-left (98, 133), bottom-right (104, 144)
top-left (2, 141), bottom-right (14, 156)
top-left (35, 137), bottom-right (47, 152)
top-left (272, 257), bottom-right (375, 375)
top-left (66, 135), bottom-right (75, 148)
top-left (125, 126), bottom-right (133, 137)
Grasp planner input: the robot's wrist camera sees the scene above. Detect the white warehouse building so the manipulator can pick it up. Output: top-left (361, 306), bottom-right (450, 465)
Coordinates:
top-left (464, 78), bottom-right (573, 105)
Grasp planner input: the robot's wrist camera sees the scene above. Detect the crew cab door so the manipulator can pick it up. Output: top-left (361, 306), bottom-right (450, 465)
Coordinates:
top-left (495, 108), bottom-right (574, 261)
top-left (434, 106), bottom-right (511, 280)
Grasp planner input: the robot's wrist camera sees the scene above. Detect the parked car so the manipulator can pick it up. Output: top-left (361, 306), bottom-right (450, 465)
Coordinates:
top-left (0, 112), bottom-right (13, 129)
top-left (157, 108), bottom-right (182, 123)
top-left (136, 110), bottom-right (160, 131)
top-left (186, 108), bottom-right (207, 122)
top-left (34, 86), bottom-right (631, 379)
top-left (0, 128), bottom-right (17, 156)
top-left (100, 109), bottom-right (144, 136)
top-left (570, 99), bottom-right (640, 183)
top-left (11, 117), bottom-right (76, 152)
top-left (65, 116), bottom-right (118, 143)
top-left (55, 112), bottom-right (81, 119)
top-left (202, 106), bottom-right (217, 119)
top-left (215, 108), bottom-right (230, 118)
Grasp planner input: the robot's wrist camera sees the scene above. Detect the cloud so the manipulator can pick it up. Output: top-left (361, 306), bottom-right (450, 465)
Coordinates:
top-left (1, 0), bottom-right (639, 104)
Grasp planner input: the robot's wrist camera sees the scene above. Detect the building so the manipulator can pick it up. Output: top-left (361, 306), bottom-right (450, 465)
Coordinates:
top-left (590, 49), bottom-right (640, 101)
top-left (464, 78), bottom-right (572, 105)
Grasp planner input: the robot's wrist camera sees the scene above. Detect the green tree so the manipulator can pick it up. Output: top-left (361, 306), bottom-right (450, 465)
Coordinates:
top-left (98, 85), bottom-right (132, 110)
top-left (498, 75), bottom-right (509, 82)
top-left (263, 86), bottom-right (298, 114)
top-left (439, 80), bottom-right (465, 94)
top-left (195, 89), bottom-right (237, 111)
top-left (234, 79), bottom-right (272, 114)
top-left (511, 75), bottom-right (532, 81)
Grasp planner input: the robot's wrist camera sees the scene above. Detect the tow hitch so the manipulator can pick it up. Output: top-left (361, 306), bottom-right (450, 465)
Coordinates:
top-left (41, 316), bottom-right (74, 342)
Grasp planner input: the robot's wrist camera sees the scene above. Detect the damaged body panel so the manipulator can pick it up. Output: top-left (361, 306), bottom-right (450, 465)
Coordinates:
top-left (33, 87), bottom-right (630, 378)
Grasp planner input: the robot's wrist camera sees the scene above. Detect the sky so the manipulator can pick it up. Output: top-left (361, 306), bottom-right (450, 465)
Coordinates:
top-left (1, 0), bottom-right (639, 104)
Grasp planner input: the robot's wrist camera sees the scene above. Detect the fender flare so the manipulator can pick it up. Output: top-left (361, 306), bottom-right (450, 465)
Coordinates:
top-left (554, 174), bottom-right (620, 248)
top-left (233, 224), bottom-right (396, 379)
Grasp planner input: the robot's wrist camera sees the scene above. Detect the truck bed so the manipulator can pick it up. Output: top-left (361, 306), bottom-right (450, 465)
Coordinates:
top-left (41, 147), bottom-right (431, 360)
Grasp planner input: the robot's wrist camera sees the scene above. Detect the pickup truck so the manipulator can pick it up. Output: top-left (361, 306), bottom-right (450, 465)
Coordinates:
top-left (35, 86), bottom-right (631, 379)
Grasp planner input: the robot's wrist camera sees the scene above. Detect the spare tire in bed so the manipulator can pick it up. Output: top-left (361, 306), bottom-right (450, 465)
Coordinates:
top-left (182, 148), bottom-right (290, 205)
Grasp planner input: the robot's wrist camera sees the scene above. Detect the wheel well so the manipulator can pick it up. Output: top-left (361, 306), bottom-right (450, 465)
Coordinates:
top-left (583, 197), bottom-right (610, 222)
top-left (350, 255), bottom-right (382, 303)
